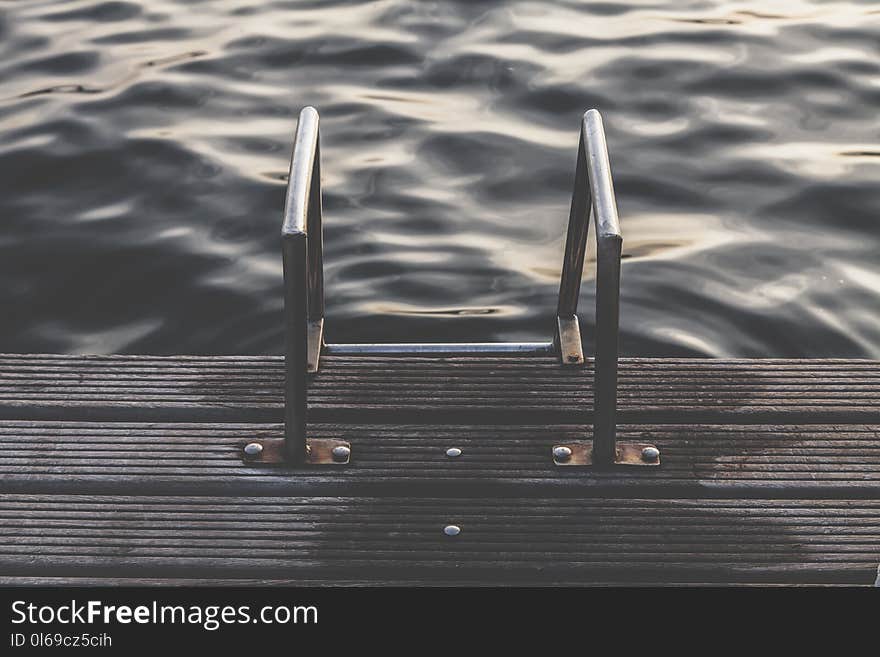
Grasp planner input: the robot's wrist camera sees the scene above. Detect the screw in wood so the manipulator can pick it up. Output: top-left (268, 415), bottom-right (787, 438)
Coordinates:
top-left (641, 446), bottom-right (660, 462)
top-left (446, 447), bottom-right (462, 457)
top-left (553, 445), bottom-right (573, 463)
top-left (243, 442), bottom-right (263, 457)
top-left (331, 445), bottom-right (351, 462)
top-left (444, 525), bottom-right (461, 536)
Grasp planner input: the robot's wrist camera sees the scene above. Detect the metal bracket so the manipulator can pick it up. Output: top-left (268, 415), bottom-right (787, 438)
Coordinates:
top-left (243, 438), bottom-right (351, 465)
top-left (552, 441), bottom-right (660, 466)
top-left (556, 315), bottom-right (584, 366)
top-left (308, 318), bottom-right (324, 374)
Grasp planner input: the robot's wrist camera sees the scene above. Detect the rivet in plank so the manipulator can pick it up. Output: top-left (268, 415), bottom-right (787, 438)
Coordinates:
top-left (444, 525), bottom-right (461, 536)
top-left (243, 442), bottom-right (263, 456)
top-left (553, 445), bottom-right (572, 462)
top-left (446, 447), bottom-right (462, 458)
top-left (641, 446), bottom-right (660, 463)
top-left (331, 445), bottom-right (351, 462)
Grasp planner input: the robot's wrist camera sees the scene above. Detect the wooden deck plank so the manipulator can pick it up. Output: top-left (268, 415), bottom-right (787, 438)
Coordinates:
top-left (2, 577), bottom-right (864, 586)
top-left (0, 495), bottom-right (876, 584)
top-left (1, 421), bottom-right (878, 495)
top-left (0, 354), bottom-right (877, 423)
top-left (1, 354), bottom-right (877, 585)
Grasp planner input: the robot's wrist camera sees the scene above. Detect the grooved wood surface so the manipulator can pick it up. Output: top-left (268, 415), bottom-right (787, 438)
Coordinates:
top-left (0, 354), bottom-right (877, 422)
top-left (0, 495), bottom-right (877, 584)
top-left (1, 353), bottom-right (878, 585)
top-left (0, 421), bottom-right (878, 495)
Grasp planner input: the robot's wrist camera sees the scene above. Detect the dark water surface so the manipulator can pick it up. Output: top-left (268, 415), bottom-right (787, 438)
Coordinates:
top-left (1, 0), bottom-right (878, 357)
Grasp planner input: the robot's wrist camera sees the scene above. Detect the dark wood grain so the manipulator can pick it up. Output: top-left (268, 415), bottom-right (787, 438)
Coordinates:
top-left (1, 421), bottom-right (878, 496)
top-left (1, 353), bottom-right (877, 585)
top-left (0, 495), bottom-right (877, 584)
top-left (0, 354), bottom-right (877, 423)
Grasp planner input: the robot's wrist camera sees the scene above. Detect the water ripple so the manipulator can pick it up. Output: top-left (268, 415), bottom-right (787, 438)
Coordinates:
top-left (0, 0), bottom-right (877, 356)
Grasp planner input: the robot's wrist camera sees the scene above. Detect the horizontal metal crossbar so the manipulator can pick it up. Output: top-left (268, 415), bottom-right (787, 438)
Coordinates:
top-left (324, 342), bottom-right (554, 355)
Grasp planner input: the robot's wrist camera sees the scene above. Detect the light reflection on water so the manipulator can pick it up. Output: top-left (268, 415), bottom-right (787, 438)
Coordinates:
top-left (0, 0), bottom-right (878, 357)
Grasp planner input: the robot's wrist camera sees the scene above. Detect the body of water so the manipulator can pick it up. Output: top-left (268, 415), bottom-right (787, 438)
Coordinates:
top-left (1, 0), bottom-right (878, 356)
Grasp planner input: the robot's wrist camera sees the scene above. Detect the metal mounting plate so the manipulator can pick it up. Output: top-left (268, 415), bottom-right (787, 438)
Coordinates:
top-left (552, 441), bottom-right (660, 466)
top-left (242, 437), bottom-right (350, 465)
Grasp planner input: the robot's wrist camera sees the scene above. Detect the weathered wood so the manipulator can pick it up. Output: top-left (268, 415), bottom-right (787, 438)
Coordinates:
top-left (3, 576), bottom-right (862, 586)
top-left (0, 495), bottom-right (876, 584)
top-left (2, 576), bottom-right (555, 586)
top-left (0, 354), bottom-right (877, 423)
top-left (1, 353), bottom-right (877, 585)
top-left (0, 421), bottom-right (879, 495)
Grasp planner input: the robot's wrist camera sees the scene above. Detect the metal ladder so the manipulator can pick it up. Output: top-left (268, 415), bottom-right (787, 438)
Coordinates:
top-left (244, 107), bottom-right (659, 469)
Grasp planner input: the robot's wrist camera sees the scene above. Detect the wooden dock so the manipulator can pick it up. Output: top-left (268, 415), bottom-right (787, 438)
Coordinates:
top-left (1, 109), bottom-right (877, 586)
top-left (1, 353), bottom-right (878, 586)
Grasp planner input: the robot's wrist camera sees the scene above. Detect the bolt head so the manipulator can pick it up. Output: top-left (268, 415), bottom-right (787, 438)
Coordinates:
top-left (553, 445), bottom-right (573, 462)
top-left (243, 442), bottom-right (263, 457)
top-left (331, 444), bottom-right (351, 462)
top-left (568, 353), bottom-right (580, 362)
top-left (444, 525), bottom-right (461, 536)
top-left (641, 446), bottom-right (660, 462)
top-left (446, 447), bottom-right (462, 458)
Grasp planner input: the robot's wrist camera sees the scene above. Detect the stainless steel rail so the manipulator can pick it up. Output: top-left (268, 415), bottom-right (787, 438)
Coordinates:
top-left (280, 106), bottom-right (323, 465)
top-left (556, 110), bottom-right (623, 465)
top-left (277, 107), bottom-right (634, 467)
top-left (325, 342), bottom-right (553, 355)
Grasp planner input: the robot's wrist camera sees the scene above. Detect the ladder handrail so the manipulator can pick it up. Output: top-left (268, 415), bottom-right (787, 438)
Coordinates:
top-left (282, 106), bottom-right (325, 321)
top-left (280, 107), bottom-right (624, 467)
top-left (281, 106), bottom-right (324, 464)
top-left (556, 110), bottom-right (622, 465)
